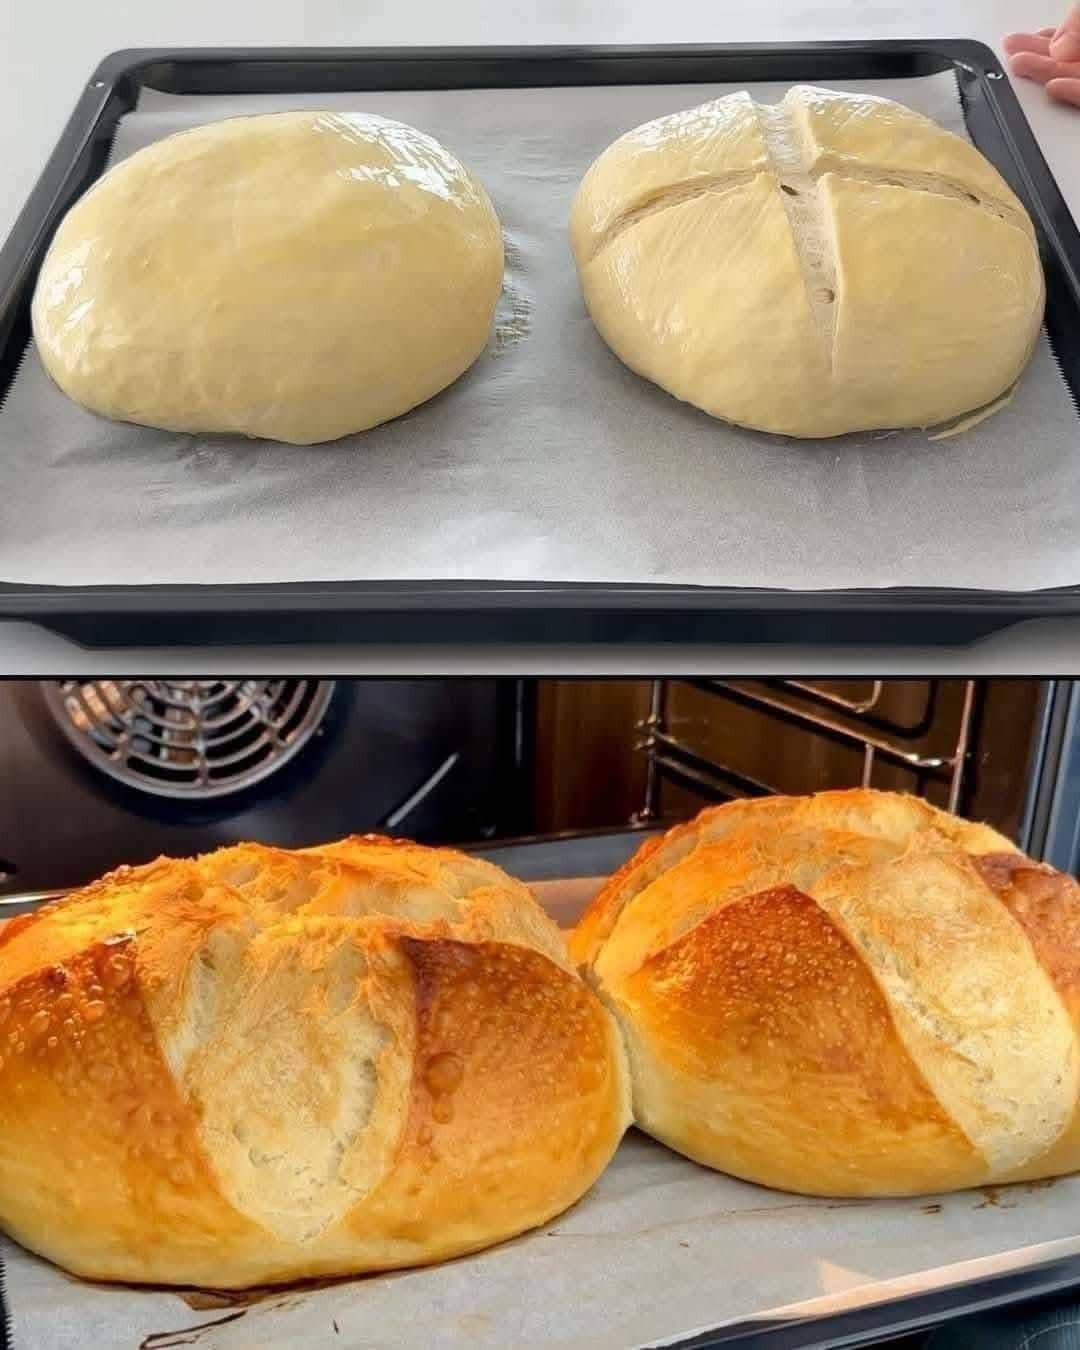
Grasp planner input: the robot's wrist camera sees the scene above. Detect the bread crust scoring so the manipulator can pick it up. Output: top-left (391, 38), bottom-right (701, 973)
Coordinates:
top-left (572, 789), bottom-right (1080, 1196)
top-left (0, 836), bottom-right (630, 1287)
top-left (570, 86), bottom-right (1044, 438)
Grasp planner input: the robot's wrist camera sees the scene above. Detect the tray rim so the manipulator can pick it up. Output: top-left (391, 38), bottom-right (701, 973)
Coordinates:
top-left (2, 38), bottom-right (1080, 648)
top-left (663, 1245), bottom-right (1080, 1349)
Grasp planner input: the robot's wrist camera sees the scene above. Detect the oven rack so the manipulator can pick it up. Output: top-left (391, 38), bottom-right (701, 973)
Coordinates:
top-left (634, 678), bottom-right (979, 820)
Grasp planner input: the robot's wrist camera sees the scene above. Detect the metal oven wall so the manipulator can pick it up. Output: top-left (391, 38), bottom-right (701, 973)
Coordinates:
top-left (0, 678), bottom-right (530, 895)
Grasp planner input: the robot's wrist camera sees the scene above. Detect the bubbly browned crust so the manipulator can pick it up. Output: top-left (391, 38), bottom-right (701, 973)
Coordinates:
top-left (971, 853), bottom-right (1080, 1184)
top-left (574, 790), bottom-right (1079, 1197)
top-left (0, 836), bottom-right (630, 1287)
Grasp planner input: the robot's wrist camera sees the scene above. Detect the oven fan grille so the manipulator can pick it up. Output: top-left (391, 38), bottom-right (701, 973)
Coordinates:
top-left (42, 679), bottom-right (335, 800)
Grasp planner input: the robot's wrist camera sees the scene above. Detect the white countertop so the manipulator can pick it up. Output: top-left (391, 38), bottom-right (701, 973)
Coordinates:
top-left (1, 0), bottom-right (1078, 672)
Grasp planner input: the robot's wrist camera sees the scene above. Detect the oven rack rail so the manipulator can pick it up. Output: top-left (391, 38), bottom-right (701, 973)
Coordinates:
top-left (634, 678), bottom-right (978, 820)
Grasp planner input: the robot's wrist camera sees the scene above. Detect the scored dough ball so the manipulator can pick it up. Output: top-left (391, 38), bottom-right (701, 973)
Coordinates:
top-left (572, 790), bottom-right (1080, 1197)
top-left (32, 112), bottom-right (505, 445)
top-left (570, 86), bottom-right (1045, 438)
top-left (0, 836), bottom-right (629, 1287)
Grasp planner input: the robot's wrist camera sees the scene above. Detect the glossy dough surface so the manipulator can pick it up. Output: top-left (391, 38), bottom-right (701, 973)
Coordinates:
top-left (571, 789), bottom-right (1080, 1196)
top-left (0, 836), bottom-right (629, 1286)
top-left (569, 86), bottom-right (1045, 438)
top-left (32, 112), bottom-right (504, 444)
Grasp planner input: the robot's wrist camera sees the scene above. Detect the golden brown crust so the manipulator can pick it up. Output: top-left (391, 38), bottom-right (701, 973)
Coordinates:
top-left (572, 788), bottom-right (1015, 972)
top-left (575, 790), bottom-right (1078, 1197)
top-left (974, 853), bottom-right (1080, 1009)
top-left (0, 938), bottom-right (261, 1284)
top-left (619, 886), bottom-right (981, 1195)
top-left (971, 854), bottom-right (1080, 1184)
top-left (569, 828), bottom-right (674, 967)
top-left (0, 837), bottom-right (630, 1287)
top-left (346, 937), bottom-right (627, 1270)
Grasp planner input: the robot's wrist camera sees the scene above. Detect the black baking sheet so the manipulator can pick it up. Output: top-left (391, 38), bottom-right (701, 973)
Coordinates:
top-left (0, 42), bottom-right (1078, 647)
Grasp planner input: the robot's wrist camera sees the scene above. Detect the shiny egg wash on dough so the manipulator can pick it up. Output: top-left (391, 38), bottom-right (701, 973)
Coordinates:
top-left (30, 111), bottom-right (506, 445)
top-left (570, 86), bottom-right (1045, 439)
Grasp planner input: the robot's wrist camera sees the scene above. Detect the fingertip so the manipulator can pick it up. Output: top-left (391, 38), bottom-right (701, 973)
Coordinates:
top-left (1003, 31), bottom-right (1042, 51)
top-left (1008, 50), bottom-right (1057, 82)
top-left (1003, 33), bottom-right (1055, 60)
top-left (1046, 75), bottom-right (1080, 106)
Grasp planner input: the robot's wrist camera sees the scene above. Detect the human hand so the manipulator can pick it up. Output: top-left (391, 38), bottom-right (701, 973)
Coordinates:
top-left (1004, 4), bottom-right (1080, 107)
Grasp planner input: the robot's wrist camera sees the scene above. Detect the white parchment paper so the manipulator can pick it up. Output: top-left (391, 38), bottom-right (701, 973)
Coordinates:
top-left (0, 73), bottom-right (1077, 591)
top-left (4, 1136), bottom-right (1080, 1349)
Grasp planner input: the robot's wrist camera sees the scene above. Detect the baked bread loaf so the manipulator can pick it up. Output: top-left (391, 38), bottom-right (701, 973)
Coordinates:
top-left (0, 836), bottom-right (629, 1287)
top-left (569, 86), bottom-right (1044, 438)
top-left (571, 789), bottom-right (1080, 1197)
top-left (32, 112), bottom-right (504, 444)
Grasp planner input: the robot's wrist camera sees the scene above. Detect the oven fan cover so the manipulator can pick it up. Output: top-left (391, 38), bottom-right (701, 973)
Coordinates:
top-left (41, 679), bottom-right (335, 800)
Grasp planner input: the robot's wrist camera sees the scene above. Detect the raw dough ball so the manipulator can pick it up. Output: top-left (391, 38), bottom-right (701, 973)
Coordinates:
top-left (32, 112), bottom-right (505, 445)
top-left (570, 86), bottom-right (1045, 439)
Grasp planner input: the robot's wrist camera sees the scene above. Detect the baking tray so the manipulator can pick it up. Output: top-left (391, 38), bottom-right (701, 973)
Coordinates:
top-left (5, 829), bottom-right (1080, 1349)
top-left (0, 41), bottom-right (1078, 649)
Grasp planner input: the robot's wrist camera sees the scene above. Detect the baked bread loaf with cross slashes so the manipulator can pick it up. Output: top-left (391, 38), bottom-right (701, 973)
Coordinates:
top-left (0, 835), bottom-right (629, 1286)
top-left (571, 789), bottom-right (1080, 1196)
